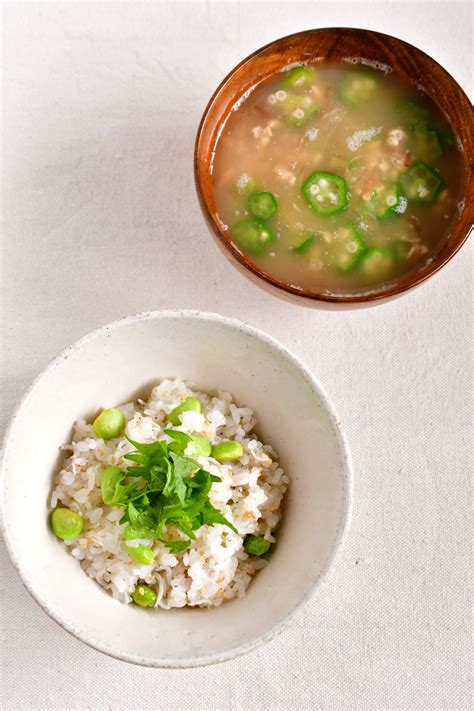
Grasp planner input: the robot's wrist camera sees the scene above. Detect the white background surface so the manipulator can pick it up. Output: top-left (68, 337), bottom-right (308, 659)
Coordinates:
top-left (1, 2), bottom-right (472, 709)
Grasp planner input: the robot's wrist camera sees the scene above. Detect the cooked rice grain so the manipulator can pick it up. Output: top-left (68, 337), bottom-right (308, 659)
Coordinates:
top-left (50, 379), bottom-right (288, 608)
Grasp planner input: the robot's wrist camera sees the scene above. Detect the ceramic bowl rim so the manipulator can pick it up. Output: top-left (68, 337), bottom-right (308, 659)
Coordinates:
top-left (0, 309), bottom-right (353, 667)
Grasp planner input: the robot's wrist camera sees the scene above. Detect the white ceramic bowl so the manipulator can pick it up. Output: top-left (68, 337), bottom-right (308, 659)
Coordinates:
top-left (1, 310), bottom-right (352, 667)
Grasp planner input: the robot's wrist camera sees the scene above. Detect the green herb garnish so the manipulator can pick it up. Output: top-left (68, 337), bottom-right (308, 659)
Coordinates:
top-left (101, 435), bottom-right (237, 554)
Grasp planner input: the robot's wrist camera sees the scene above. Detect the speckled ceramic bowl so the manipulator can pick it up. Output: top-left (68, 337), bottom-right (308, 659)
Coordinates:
top-left (0, 311), bottom-right (352, 667)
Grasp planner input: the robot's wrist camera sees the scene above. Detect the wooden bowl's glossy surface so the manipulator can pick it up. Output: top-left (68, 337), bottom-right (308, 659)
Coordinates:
top-left (195, 28), bottom-right (473, 308)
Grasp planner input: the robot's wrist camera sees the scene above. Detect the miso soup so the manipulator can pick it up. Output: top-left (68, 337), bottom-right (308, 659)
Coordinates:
top-left (211, 63), bottom-right (463, 295)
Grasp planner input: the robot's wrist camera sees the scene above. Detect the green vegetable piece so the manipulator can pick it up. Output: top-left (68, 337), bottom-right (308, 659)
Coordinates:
top-left (168, 397), bottom-right (201, 426)
top-left (89, 424), bottom-right (241, 555)
top-left (93, 408), bottom-right (126, 440)
top-left (165, 452), bottom-right (198, 504)
top-left (131, 584), bottom-right (157, 607)
top-left (164, 429), bottom-right (191, 454)
top-left (200, 501), bottom-right (239, 533)
top-left (302, 171), bottom-right (349, 216)
top-left (339, 72), bottom-right (378, 106)
top-left (370, 183), bottom-right (401, 219)
top-left (231, 219), bottom-right (274, 254)
top-left (280, 65), bottom-right (317, 89)
top-left (125, 542), bottom-right (155, 565)
top-left (211, 441), bottom-right (244, 461)
top-left (100, 466), bottom-right (124, 505)
top-left (189, 435), bottom-right (212, 458)
top-left (124, 510), bottom-right (158, 540)
top-left (248, 192), bottom-right (277, 220)
top-left (51, 508), bottom-right (83, 540)
top-left (433, 122), bottom-right (455, 147)
top-left (165, 539), bottom-right (192, 553)
top-left (244, 535), bottom-right (271, 556)
top-left (359, 247), bottom-right (394, 280)
top-left (280, 93), bottom-right (318, 127)
top-left (165, 430), bottom-right (211, 458)
top-left (290, 234), bottom-right (317, 254)
top-left (235, 174), bottom-right (261, 196)
top-left (399, 162), bottom-right (443, 203)
top-left (124, 523), bottom-right (150, 541)
top-left (331, 225), bottom-right (367, 272)
top-left (398, 100), bottom-right (429, 129)
top-left (411, 128), bottom-right (442, 163)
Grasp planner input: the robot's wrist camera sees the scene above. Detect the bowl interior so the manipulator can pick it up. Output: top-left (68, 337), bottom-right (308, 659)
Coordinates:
top-left (195, 28), bottom-right (473, 305)
top-left (1, 312), bottom-right (350, 666)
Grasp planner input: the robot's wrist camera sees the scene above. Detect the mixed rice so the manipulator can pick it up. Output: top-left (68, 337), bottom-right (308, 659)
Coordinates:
top-left (50, 379), bottom-right (288, 608)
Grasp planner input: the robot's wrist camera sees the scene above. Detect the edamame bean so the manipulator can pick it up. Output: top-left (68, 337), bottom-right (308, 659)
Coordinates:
top-left (189, 435), bottom-right (212, 458)
top-left (125, 543), bottom-right (155, 565)
top-left (168, 397), bottom-right (201, 425)
top-left (131, 584), bottom-right (157, 608)
top-left (244, 535), bottom-right (271, 556)
top-left (93, 407), bottom-right (126, 440)
top-left (100, 465), bottom-right (123, 505)
top-left (211, 441), bottom-right (244, 461)
top-left (51, 508), bottom-right (83, 540)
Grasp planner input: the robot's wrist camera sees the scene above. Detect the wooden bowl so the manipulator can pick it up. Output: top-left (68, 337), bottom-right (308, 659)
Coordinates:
top-left (194, 28), bottom-right (473, 308)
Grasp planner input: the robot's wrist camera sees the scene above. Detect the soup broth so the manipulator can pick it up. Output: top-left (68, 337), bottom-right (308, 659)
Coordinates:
top-left (211, 63), bottom-right (463, 295)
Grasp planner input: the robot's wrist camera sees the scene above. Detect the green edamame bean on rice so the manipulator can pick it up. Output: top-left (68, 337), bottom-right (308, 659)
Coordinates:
top-left (48, 379), bottom-right (288, 609)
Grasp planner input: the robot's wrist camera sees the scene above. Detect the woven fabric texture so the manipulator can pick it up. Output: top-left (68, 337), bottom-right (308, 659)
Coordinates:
top-left (1, 2), bottom-right (472, 709)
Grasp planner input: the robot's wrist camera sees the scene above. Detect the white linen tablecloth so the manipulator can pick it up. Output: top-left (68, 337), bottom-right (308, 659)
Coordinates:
top-left (1, 2), bottom-right (472, 709)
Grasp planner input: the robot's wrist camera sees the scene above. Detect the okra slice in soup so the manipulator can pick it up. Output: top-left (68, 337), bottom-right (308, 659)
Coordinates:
top-left (399, 163), bottom-right (443, 203)
top-left (302, 171), bottom-right (349, 216)
top-left (231, 219), bottom-right (274, 254)
top-left (339, 72), bottom-right (378, 106)
top-left (274, 91), bottom-right (318, 127)
top-left (359, 247), bottom-right (394, 280)
top-left (398, 100), bottom-right (429, 130)
top-left (248, 191), bottom-right (277, 220)
top-left (432, 122), bottom-right (455, 148)
top-left (410, 128), bottom-right (443, 163)
top-left (280, 65), bottom-right (317, 89)
top-left (330, 226), bottom-right (367, 272)
top-left (290, 234), bottom-right (317, 255)
top-left (370, 183), bottom-right (401, 219)
top-left (286, 95), bottom-right (318, 127)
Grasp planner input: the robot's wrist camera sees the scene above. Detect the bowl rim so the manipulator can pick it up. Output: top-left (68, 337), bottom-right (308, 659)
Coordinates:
top-left (194, 27), bottom-right (473, 305)
top-left (0, 309), bottom-right (353, 668)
